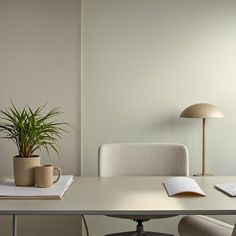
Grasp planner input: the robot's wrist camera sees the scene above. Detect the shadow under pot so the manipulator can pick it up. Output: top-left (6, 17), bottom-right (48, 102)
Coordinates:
top-left (13, 156), bottom-right (40, 186)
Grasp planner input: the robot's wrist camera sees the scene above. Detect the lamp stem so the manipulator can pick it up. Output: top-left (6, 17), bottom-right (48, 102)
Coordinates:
top-left (202, 118), bottom-right (206, 176)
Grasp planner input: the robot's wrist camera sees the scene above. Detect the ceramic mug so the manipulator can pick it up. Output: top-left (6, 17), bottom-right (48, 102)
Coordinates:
top-left (35, 165), bottom-right (61, 188)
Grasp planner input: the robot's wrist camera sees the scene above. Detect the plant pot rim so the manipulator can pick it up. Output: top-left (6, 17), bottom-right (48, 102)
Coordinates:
top-left (13, 155), bottom-right (40, 159)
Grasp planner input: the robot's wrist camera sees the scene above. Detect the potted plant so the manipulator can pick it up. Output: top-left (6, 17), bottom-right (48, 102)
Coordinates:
top-left (0, 102), bottom-right (69, 186)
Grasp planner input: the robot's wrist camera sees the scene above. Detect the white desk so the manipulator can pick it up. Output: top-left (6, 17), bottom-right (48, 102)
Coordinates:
top-left (1, 176), bottom-right (236, 235)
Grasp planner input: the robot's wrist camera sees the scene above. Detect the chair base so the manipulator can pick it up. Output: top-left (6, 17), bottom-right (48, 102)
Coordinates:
top-left (105, 222), bottom-right (173, 236)
top-left (105, 232), bottom-right (173, 236)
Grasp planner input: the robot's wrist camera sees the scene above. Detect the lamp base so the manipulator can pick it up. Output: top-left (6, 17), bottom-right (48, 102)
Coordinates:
top-left (193, 173), bottom-right (214, 176)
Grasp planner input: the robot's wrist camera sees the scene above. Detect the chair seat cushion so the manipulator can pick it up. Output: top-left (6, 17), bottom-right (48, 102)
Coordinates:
top-left (178, 215), bottom-right (233, 236)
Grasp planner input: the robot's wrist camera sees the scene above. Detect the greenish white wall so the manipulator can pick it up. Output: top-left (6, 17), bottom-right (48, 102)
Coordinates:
top-left (0, 0), bottom-right (81, 235)
top-left (82, 0), bottom-right (236, 235)
top-left (1, 0), bottom-right (236, 235)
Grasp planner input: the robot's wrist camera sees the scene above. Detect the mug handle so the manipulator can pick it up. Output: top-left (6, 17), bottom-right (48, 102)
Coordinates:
top-left (53, 167), bottom-right (61, 184)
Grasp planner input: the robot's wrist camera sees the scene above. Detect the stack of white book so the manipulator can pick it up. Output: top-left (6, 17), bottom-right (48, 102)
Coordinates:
top-left (0, 175), bottom-right (73, 200)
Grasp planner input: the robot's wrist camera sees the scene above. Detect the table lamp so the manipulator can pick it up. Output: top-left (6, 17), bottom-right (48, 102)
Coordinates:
top-left (180, 103), bottom-right (224, 176)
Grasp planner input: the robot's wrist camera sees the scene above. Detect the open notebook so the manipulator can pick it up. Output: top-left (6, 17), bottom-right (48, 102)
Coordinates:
top-left (0, 175), bottom-right (73, 200)
top-left (163, 176), bottom-right (205, 197)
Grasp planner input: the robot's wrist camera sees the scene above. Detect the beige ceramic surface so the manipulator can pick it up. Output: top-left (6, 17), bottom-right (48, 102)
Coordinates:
top-left (0, 176), bottom-right (236, 215)
top-left (13, 156), bottom-right (40, 186)
top-left (35, 165), bottom-right (61, 188)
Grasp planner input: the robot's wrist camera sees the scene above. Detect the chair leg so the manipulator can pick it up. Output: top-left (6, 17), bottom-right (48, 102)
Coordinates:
top-left (105, 232), bottom-right (173, 236)
top-left (105, 232), bottom-right (137, 236)
top-left (144, 232), bottom-right (173, 236)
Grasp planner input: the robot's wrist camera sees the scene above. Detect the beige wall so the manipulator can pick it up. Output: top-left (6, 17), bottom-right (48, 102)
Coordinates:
top-left (1, 0), bottom-right (236, 235)
top-left (82, 0), bottom-right (236, 235)
top-left (0, 0), bottom-right (81, 235)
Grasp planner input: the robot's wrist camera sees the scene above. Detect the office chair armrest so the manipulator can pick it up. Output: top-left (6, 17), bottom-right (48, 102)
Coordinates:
top-left (178, 215), bottom-right (233, 236)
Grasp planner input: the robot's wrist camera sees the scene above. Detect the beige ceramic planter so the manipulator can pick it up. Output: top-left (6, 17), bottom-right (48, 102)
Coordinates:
top-left (13, 156), bottom-right (40, 186)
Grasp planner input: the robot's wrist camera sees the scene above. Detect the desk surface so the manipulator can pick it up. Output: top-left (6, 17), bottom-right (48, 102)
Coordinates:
top-left (0, 176), bottom-right (236, 215)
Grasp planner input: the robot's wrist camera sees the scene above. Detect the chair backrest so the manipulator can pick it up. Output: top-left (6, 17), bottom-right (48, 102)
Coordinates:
top-left (98, 143), bottom-right (189, 177)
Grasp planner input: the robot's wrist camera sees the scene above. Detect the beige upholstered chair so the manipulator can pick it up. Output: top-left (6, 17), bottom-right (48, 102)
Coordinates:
top-left (99, 143), bottom-right (189, 236)
top-left (178, 215), bottom-right (236, 236)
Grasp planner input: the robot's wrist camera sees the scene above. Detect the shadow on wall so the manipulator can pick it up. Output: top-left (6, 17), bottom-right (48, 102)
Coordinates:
top-left (0, 142), bottom-right (15, 178)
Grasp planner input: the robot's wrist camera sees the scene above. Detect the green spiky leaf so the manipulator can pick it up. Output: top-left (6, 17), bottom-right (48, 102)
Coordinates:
top-left (0, 102), bottom-right (70, 158)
